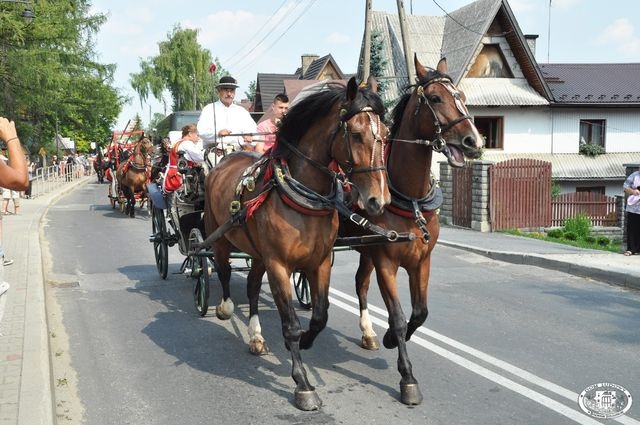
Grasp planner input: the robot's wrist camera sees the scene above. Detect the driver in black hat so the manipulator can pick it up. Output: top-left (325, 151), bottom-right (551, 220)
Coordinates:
top-left (197, 75), bottom-right (256, 151)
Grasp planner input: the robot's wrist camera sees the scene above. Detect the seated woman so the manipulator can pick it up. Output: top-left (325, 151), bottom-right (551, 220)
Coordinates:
top-left (162, 124), bottom-right (204, 195)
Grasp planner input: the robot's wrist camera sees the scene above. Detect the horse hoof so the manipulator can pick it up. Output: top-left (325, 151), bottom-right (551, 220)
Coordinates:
top-left (361, 335), bottom-right (380, 351)
top-left (215, 307), bottom-right (232, 320)
top-left (294, 389), bottom-right (322, 411)
top-left (249, 338), bottom-right (269, 356)
top-left (400, 382), bottom-right (423, 405)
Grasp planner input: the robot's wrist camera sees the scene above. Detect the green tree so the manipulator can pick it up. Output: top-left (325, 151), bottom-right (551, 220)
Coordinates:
top-left (370, 30), bottom-right (389, 97)
top-left (245, 80), bottom-right (256, 102)
top-left (130, 26), bottom-right (223, 112)
top-left (1, 0), bottom-right (124, 156)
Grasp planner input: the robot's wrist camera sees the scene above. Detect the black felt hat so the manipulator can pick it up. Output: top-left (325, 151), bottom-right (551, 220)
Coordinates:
top-left (216, 76), bottom-right (239, 88)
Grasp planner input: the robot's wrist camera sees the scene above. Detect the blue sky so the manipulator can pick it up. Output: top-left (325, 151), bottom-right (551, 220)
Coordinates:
top-left (90, 0), bottom-right (640, 130)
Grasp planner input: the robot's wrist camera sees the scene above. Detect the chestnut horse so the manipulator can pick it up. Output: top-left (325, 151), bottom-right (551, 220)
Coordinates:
top-left (340, 56), bottom-right (484, 405)
top-left (203, 77), bottom-right (390, 410)
top-left (116, 136), bottom-right (152, 218)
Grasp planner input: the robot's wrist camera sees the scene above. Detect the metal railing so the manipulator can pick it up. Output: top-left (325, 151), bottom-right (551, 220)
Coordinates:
top-left (29, 163), bottom-right (94, 198)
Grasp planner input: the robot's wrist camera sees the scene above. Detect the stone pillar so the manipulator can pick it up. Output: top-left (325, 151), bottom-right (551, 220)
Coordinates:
top-left (438, 161), bottom-right (453, 225)
top-left (471, 160), bottom-right (493, 232)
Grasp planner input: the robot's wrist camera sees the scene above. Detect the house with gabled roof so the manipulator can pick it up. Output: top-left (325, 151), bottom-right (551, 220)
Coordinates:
top-left (253, 54), bottom-right (352, 122)
top-left (361, 0), bottom-right (640, 196)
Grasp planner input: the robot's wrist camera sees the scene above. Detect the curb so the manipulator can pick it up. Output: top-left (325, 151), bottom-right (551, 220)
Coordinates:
top-left (438, 239), bottom-right (640, 291)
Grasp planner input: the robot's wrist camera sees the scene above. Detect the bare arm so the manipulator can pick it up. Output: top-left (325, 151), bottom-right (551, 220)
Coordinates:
top-left (0, 117), bottom-right (28, 191)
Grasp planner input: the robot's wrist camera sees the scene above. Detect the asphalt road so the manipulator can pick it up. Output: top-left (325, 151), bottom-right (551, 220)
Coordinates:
top-left (42, 181), bottom-right (640, 425)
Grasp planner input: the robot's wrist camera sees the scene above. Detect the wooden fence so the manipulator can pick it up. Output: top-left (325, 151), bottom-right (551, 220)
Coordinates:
top-left (452, 162), bottom-right (473, 227)
top-left (551, 192), bottom-right (618, 227)
top-left (489, 159), bottom-right (552, 230)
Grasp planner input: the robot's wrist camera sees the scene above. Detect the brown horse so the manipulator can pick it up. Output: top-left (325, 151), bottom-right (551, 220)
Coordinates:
top-left (116, 136), bottom-right (152, 218)
top-left (340, 56), bottom-right (484, 405)
top-left (203, 77), bottom-right (390, 410)
top-left (93, 149), bottom-right (106, 183)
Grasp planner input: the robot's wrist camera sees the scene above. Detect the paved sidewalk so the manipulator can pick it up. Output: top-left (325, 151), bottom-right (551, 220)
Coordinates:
top-left (439, 225), bottom-right (640, 291)
top-left (0, 176), bottom-right (90, 425)
top-left (0, 179), bottom-right (638, 425)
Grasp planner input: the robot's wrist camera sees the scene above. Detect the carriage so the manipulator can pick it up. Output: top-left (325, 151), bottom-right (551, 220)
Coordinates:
top-left (146, 60), bottom-right (483, 411)
top-left (106, 130), bottom-right (150, 213)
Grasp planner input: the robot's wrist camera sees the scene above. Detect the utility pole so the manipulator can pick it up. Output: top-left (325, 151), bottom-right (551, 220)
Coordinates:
top-left (362, 0), bottom-right (372, 81)
top-left (396, 0), bottom-right (415, 84)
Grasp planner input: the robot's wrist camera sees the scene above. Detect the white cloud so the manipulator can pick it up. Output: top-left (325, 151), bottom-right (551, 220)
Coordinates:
top-left (597, 18), bottom-right (640, 57)
top-left (325, 32), bottom-right (350, 44)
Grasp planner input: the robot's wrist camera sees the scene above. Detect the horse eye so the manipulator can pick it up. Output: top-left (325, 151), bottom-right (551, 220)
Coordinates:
top-left (351, 132), bottom-right (363, 143)
top-left (429, 95), bottom-right (442, 103)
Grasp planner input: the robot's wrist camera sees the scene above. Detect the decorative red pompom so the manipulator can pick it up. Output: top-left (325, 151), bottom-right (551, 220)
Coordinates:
top-left (208, 63), bottom-right (217, 73)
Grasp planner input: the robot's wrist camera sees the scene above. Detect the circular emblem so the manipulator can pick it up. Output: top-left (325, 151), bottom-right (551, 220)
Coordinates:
top-left (578, 382), bottom-right (632, 419)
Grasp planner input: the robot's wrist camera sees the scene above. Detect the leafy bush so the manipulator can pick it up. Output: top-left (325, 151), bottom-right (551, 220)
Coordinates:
top-left (547, 229), bottom-right (564, 238)
top-left (596, 236), bottom-right (610, 246)
top-left (563, 231), bottom-right (578, 241)
top-left (579, 142), bottom-right (605, 156)
top-left (584, 235), bottom-right (596, 244)
top-left (563, 213), bottom-right (592, 239)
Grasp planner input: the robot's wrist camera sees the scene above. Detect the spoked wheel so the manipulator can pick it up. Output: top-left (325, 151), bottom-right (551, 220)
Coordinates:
top-left (292, 271), bottom-right (311, 310)
top-left (108, 185), bottom-right (116, 208)
top-left (189, 228), bottom-right (209, 317)
top-left (151, 205), bottom-right (169, 279)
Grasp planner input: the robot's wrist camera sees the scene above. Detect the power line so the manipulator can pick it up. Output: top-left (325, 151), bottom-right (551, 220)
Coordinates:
top-left (224, 0), bottom-right (306, 71)
top-left (233, 0), bottom-right (319, 78)
top-left (221, 0), bottom-right (291, 66)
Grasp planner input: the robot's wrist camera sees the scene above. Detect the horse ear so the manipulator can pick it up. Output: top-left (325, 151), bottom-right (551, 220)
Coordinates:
top-left (346, 77), bottom-right (358, 101)
top-left (366, 75), bottom-right (378, 94)
top-left (436, 57), bottom-right (448, 74)
top-left (414, 53), bottom-right (427, 82)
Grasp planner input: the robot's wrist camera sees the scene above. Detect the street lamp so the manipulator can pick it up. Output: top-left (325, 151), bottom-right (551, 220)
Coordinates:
top-left (0, 0), bottom-right (35, 24)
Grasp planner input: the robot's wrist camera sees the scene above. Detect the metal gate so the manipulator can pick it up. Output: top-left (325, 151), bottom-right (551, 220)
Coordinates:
top-left (452, 162), bottom-right (473, 227)
top-left (489, 158), bottom-right (552, 230)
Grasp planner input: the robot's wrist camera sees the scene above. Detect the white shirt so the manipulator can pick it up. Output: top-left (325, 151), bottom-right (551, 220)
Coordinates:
top-left (177, 139), bottom-right (205, 163)
top-left (197, 101), bottom-right (257, 150)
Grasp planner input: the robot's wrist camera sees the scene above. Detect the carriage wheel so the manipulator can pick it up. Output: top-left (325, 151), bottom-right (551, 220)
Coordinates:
top-left (108, 185), bottom-right (116, 209)
top-left (189, 228), bottom-right (209, 316)
top-left (292, 271), bottom-right (311, 310)
top-left (151, 205), bottom-right (169, 279)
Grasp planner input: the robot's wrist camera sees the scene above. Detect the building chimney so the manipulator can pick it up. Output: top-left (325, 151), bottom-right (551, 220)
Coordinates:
top-left (525, 34), bottom-right (538, 56)
top-left (301, 54), bottom-right (319, 77)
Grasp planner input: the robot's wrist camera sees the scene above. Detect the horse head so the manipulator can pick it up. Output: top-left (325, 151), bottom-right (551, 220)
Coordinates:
top-left (135, 135), bottom-right (153, 156)
top-left (408, 55), bottom-right (484, 167)
top-left (332, 76), bottom-right (390, 216)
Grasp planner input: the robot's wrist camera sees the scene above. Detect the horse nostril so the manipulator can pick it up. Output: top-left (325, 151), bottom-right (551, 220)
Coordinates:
top-left (367, 198), bottom-right (384, 215)
top-left (463, 135), bottom-right (480, 149)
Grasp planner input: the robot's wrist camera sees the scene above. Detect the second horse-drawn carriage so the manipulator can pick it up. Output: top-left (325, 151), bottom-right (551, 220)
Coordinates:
top-left (146, 58), bottom-right (483, 410)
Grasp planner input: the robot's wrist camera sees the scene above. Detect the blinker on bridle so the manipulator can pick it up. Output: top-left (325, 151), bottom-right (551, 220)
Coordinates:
top-left (338, 106), bottom-right (387, 178)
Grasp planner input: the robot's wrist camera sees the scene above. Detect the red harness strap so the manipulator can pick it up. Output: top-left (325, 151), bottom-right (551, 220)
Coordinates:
top-left (385, 203), bottom-right (437, 220)
top-left (278, 192), bottom-right (334, 216)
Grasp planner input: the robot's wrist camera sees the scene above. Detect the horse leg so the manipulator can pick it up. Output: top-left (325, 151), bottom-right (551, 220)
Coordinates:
top-left (375, 264), bottom-right (423, 406)
top-left (266, 262), bottom-right (322, 411)
top-left (213, 239), bottom-right (234, 320)
top-left (299, 256), bottom-right (331, 350)
top-left (405, 260), bottom-right (431, 342)
top-left (355, 254), bottom-right (379, 350)
top-left (247, 259), bottom-right (268, 355)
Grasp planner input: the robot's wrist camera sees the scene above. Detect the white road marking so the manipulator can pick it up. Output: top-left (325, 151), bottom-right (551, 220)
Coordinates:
top-left (327, 287), bottom-right (639, 425)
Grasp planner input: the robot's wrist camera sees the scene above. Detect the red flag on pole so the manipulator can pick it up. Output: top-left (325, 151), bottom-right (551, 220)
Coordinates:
top-left (208, 63), bottom-right (217, 73)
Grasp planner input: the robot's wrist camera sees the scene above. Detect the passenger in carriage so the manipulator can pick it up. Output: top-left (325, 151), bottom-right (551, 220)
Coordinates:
top-left (254, 93), bottom-right (289, 154)
top-left (162, 123), bottom-right (204, 193)
top-left (197, 75), bottom-right (256, 152)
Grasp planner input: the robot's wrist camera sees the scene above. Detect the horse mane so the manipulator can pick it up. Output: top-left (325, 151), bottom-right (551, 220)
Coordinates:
top-left (390, 68), bottom-right (449, 139)
top-left (272, 81), bottom-right (385, 159)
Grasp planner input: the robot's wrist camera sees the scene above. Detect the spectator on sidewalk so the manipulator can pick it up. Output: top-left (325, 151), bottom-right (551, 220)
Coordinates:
top-left (623, 168), bottom-right (640, 256)
top-left (1, 187), bottom-right (20, 215)
top-left (0, 116), bottom-right (27, 271)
